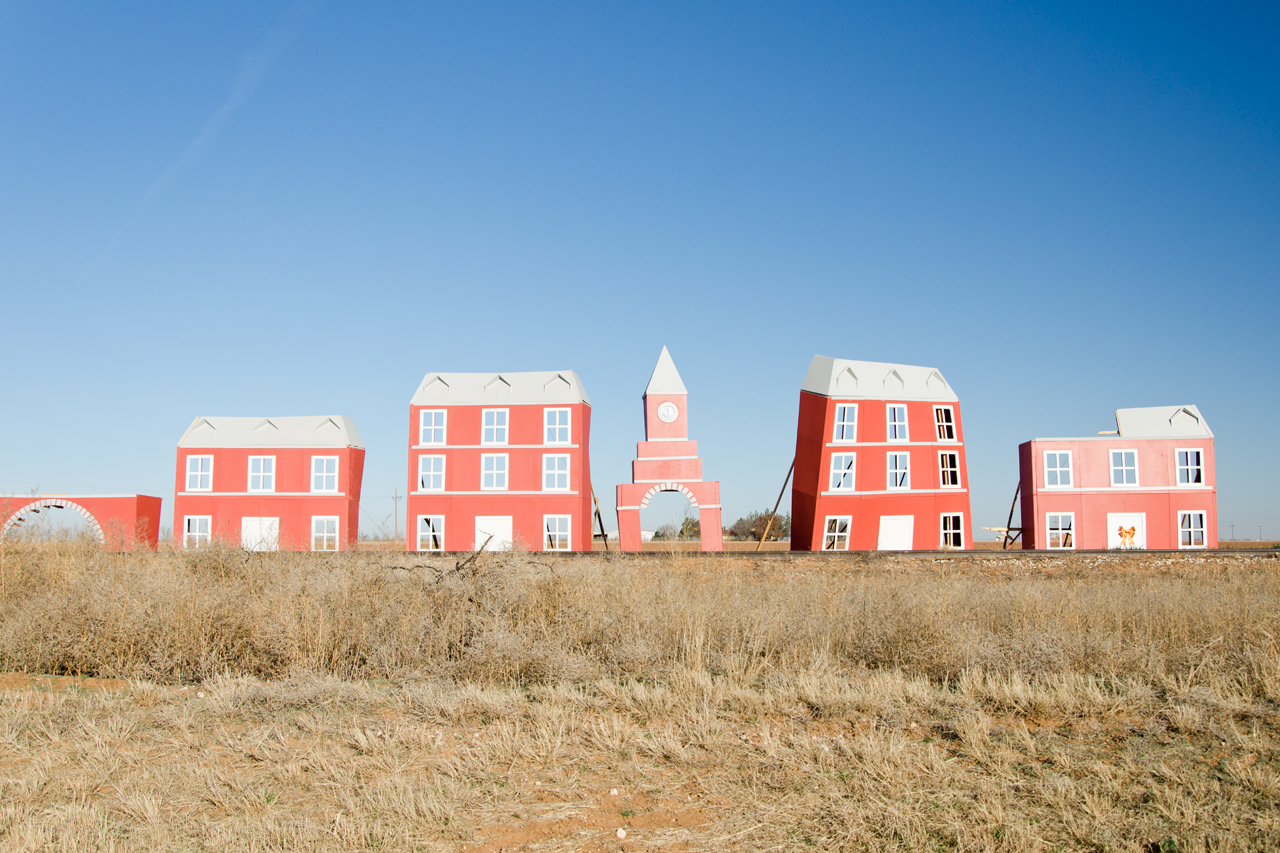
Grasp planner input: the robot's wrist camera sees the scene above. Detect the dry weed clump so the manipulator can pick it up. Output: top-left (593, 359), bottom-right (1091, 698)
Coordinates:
top-left (1, 545), bottom-right (1278, 696)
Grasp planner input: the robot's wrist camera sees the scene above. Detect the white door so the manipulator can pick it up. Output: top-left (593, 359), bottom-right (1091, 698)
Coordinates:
top-left (1106, 513), bottom-right (1146, 550)
top-left (877, 515), bottom-right (914, 550)
top-left (241, 517), bottom-right (279, 551)
top-left (474, 516), bottom-right (513, 551)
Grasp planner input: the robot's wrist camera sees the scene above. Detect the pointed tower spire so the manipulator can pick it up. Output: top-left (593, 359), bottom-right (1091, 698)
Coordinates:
top-left (644, 346), bottom-right (688, 395)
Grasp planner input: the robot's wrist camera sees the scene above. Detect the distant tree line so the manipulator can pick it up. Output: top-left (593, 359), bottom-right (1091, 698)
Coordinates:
top-left (649, 510), bottom-right (790, 541)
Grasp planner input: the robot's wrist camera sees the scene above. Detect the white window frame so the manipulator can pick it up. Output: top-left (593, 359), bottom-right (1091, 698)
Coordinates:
top-left (1178, 511), bottom-right (1206, 549)
top-left (419, 409), bottom-right (447, 446)
top-left (543, 515), bottom-right (571, 551)
top-left (887, 405), bottom-right (909, 442)
top-left (186, 455), bottom-right (213, 492)
top-left (829, 453), bottom-right (856, 491)
top-left (1044, 450), bottom-right (1073, 488)
top-left (933, 406), bottom-right (957, 442)
top-left (542, 454), bottom-right (569, 492)
top-left (311, 456), bottom-right (339, 493)
top-left (887, 452), bottom-right (910, 490)
top-left (183, 515), bottom-right (211, 549)
top-left (822, 516), bottom-right (851, 551)
top-left (417, 515), bottom-right (445, 552)
top-left (940, 513), bottom-right (964, 549)
top-left (1176, 448), bottom-right (1204, 486)
top-left (1110, 449), bottom-right (1139, 487)
top-left (1046, 512), bottom-right (1075, 550)
top-left (938, 451), bottom-right (961, 488)
top-left (832, 404), bottom-right (858, 443)
top-left (248, 455), bottom-right (275, 493)
top-left (481, 453), bottom-right (508, 490)
top-left (311, 516), bottom-right (339, 551)
top-left (544, 408), bottom-right (571, 445)
top-left (418, 454), bottom-right (445, 492)
top-left (482, 409), bottom-right (509, 445)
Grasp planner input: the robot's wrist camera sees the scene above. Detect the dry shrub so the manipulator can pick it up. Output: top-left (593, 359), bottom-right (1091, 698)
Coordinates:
top-left (1, 545), bottom-right (1278, 700)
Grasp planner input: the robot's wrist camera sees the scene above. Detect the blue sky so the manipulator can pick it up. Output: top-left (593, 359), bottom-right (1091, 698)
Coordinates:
top-left (1, 1), bottom-right (1277, 540)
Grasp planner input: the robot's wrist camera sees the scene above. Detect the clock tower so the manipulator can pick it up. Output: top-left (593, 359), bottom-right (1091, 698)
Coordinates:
top-left (616, 346), bottom-right (723, 551)
top-left (642, 345), bottom-right (689, 441)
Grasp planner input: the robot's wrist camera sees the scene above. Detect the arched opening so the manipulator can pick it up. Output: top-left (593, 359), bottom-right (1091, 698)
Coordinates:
top-left (0, 499), bottom-right (105, 545)
top-left (639, 487), bottom-right (701, 544)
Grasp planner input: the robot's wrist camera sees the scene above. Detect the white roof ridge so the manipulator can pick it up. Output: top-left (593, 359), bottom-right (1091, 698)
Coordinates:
top-left (800, 354), bottom-right (958, 402)
top-left (644, 346), bottom-right (688, 395)
top-left (410, 370), bottom-right (591, 406)
top-left (178, 415), bottom-right (364, 449)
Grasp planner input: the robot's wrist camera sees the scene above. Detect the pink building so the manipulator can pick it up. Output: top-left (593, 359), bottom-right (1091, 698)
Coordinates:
top-left (173, 416), bottom-right (365, 551)
top-left (616, 347), bottom-right (723, 551)
top-left (1018, 406), bottom-right (1216, 550)
top-left (405, 371), bottom-right (593, 553)
top-left (792, 356), bottom-right (972, 551)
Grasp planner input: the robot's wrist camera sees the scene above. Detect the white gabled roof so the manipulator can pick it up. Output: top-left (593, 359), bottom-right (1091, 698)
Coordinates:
top-left (644, 346), bottom-right (688, 395)
top-left (410, 371), bottom-right (591, 406)
top-left (178, 416), bottom-right (364, 449)
top-left (800, 355), bottom-right (959, 402)
top-left (1116, 405), bottom-right (1213, 439)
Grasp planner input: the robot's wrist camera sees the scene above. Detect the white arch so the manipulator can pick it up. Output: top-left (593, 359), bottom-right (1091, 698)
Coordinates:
top-left (638, 482), bottom-right (700, 509)
top-left (0, 499), bottom-right (105, 543)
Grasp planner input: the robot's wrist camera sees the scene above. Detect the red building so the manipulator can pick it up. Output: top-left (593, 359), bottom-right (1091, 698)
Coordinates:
top-left (173, 416), bottom-right (365, 551)
top-left (1018, 406), bottom-right (1216, 550)
top-left (405, 371), bottom-right (593, 553)
top-left (616, 347), bottom-right (723, 551)
top-left (792, 356), bottom-right (972, 551)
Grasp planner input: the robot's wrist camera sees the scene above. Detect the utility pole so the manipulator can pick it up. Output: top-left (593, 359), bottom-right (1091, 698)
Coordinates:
top-left (391, 488), bottom-right (401, 542)
top-left (1230, 523), bottom-right (1236, 540)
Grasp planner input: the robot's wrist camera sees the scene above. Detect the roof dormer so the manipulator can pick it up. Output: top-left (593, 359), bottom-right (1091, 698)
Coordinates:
top-left (484, 374), bottom-right (512, 395)
top-left (835, 366), bottom-right (858, 393)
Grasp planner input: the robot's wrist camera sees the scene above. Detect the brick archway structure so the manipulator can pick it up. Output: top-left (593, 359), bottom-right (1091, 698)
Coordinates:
top-left (616, 347), bottom-right (723, 551)
top-left (0, 495), bottom-right (162, 551)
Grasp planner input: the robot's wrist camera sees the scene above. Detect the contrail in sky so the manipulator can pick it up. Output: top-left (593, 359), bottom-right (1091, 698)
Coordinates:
top-left (83, 0), bottom-right (320, 277)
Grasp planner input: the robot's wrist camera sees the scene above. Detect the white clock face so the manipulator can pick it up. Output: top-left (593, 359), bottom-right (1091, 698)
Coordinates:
top-left (657, 402), bottom-right (679, 423)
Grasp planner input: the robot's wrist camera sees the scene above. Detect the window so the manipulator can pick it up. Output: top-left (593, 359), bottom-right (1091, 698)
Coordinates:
top-left (543, 454), bottom-right (569, 491)
top-left (418, 516), bottom-right (444, 552)
top-left (418, 455), bottom-right (445, 491)
top-left (829, 453), bottom-right (856, 491)
top-left (1177, 450), bottom-right (1203, 485)
top-left (939, 452), bottom-right (960, 488)
top-left (186, 455), bottom-right (212, 491)
top-left (823, 516), bottom-right (850, 550)
top-left (1110, 450), bottom-right (1138, 486)
top-left (544, 515), bottom-right (571, 551)
top-left (1178, 512), bottom-right (1206, 549)
top-left (312, 516), bottom-right (338, 551)
top-left (934, 406), bottom-right (956, 441)
top-left (183, 516), bottom-right (210, 549)
top-left (887, 405), bottom-right (909, 441)
top-left (1044, 451), bottom-right (1072, 487)
top-left (887, 452), bottom-right (910, 489)
top-left (941, 514), bottom-right (963, 548)
top-left (833, 404), bottom-right (857, 442)
top-left (481, 454), bottom-right (508, 490)
top-left (1047, 513), bottom-right (1074, 549)
top-left (312, 456), bottom-right (338, 492)
top-left (545, 408), bottom-right (570, 444)
top-left (248, 456), bottom-right (274, 492)
top-left (482, 409), bottom-right (508, 445)
top-left (419, 410), bottom-right (446, 445)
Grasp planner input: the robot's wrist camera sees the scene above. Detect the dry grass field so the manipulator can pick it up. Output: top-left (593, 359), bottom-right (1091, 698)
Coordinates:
top-left (0, 545), bottom-right (1277, 851)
